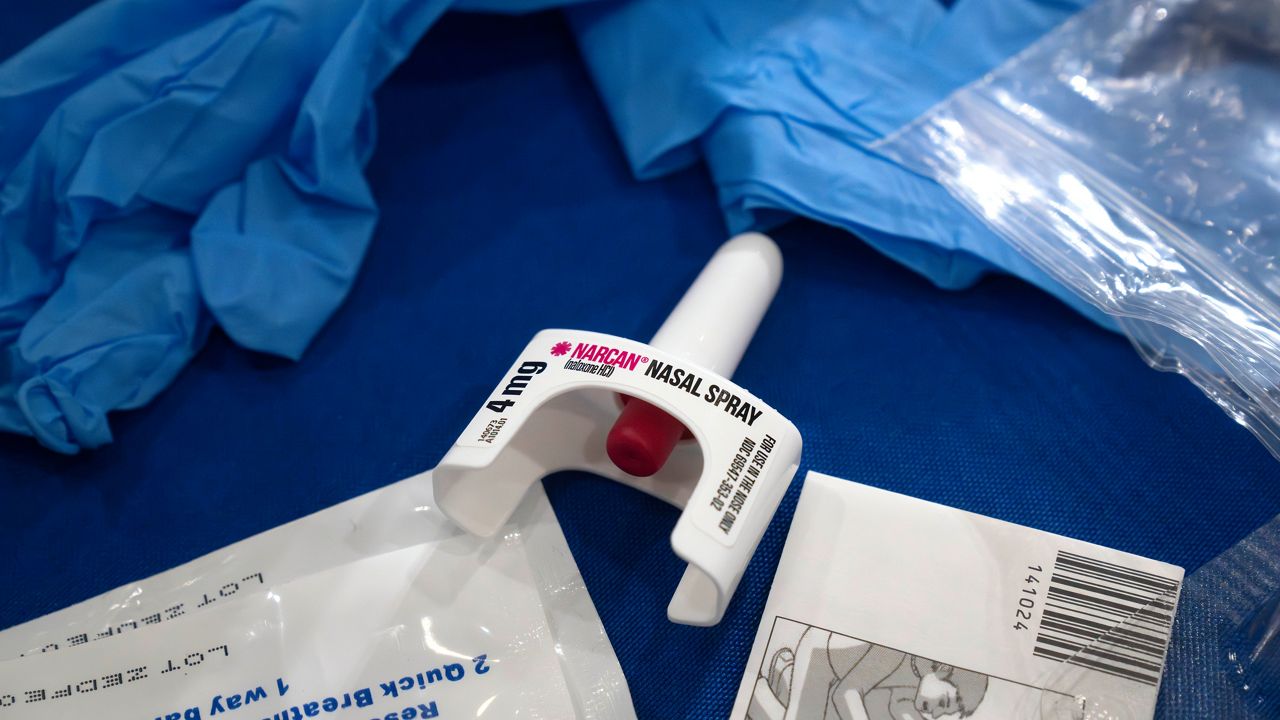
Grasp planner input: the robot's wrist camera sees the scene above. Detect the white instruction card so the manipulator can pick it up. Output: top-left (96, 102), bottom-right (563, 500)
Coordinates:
top-left (732, 472), bottom-right (1184, 720)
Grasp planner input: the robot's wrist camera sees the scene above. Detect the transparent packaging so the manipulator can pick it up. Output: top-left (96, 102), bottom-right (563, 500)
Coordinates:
top-left (1225, 586), bottom-right (1280, 716)
top-left (1161, 511), bottom-right (1280, 719)
top-left (875, 0), bottom-right (1280, 458)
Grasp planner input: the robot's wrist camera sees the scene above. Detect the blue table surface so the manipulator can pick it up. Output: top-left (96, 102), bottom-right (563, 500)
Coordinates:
top-left (2, 6), bottom-right (1278, 718)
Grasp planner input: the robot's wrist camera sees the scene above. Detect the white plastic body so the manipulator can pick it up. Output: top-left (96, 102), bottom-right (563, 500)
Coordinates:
top-left (434, 330), bottom-right (802, 626)
top-left (650, 232), bottom-right (782, 375)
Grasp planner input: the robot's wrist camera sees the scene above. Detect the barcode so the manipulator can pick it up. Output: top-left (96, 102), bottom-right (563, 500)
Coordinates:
top-left (1032, 550), bottom-right (1180, 686)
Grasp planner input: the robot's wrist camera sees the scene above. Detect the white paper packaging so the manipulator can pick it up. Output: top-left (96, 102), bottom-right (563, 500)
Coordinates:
top-left (733, 472), bottom-right (1184, 720)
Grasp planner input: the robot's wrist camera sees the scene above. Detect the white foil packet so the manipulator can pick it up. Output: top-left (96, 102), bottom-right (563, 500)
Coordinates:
top-left (0, 538), bottom-right (574, 718)
top-left (0, 472), bottom-right (455, 661)
top-left (732, 472), bottom-right (1184, 720)
top-left (0, 472), bottom-right (634, 719)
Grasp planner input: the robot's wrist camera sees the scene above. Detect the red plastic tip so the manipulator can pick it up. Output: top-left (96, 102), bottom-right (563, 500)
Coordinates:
top-left (606, 397), bottom-right (688, 477)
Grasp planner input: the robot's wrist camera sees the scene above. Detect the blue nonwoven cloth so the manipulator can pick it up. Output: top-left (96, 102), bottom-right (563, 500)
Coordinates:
top-left (567, 0), bottom-right (1114, 327)
top-left (4, 11), bottom-right (1280, 719)
top-left (0, 0), bottom-right (457, 452)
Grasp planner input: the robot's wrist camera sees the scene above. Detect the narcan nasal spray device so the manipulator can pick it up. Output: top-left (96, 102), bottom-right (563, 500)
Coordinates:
top-left (435, 233), bottom-right (801, 626)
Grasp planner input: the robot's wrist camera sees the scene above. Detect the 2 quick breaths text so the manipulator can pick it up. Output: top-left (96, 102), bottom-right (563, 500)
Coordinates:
top-left (0, 653), bottom-right (491, 720)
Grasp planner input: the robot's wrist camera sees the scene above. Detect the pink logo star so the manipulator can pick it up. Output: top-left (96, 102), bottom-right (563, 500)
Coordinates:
top-left (550, 341), bottom-right (572, 357)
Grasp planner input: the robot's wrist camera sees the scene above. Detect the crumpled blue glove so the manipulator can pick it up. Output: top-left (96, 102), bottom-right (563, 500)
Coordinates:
top-left (0, 0), bottom-right (1101, 454)
top-left (568, 0), bottom-right (1112, 325)
top-left (0, 0), bottom-right (455, 452)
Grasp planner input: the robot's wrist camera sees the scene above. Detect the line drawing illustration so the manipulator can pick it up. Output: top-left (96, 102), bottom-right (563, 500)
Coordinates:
top-left (747, 618), bottom-right (991, 720)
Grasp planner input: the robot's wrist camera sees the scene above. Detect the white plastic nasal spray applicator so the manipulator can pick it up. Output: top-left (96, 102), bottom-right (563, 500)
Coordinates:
top-left (434, 232), bottom-right (800, 626)
top-left (607, 233), bottom-right (783, 477)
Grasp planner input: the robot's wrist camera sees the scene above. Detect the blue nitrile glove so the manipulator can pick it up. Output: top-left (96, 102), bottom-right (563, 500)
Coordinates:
top-left (568, 0), bottom-right (1113, 326)
top-left (0, 0), bottom-right (454, 452)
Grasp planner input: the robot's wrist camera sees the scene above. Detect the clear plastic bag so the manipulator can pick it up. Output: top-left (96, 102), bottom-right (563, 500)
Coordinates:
top-left (875, 0), bottom-right (1280, 457)
top-left (1160, 511), bottom-right (1280, 719)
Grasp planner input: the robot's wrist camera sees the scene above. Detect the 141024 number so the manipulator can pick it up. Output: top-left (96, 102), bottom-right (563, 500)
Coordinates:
top-left (1014, 564), bottom-right (1043, 631)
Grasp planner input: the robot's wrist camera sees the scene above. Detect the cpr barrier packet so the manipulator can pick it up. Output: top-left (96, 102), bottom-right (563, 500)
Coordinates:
top-left (733, 472), bottom-right (1184, 720)
top-left (0, 472), bottom-right (455, 661)
top-left (0, 538), bottom-right (577, 719)
top-left (0, 473), bottom-right (635, 719)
